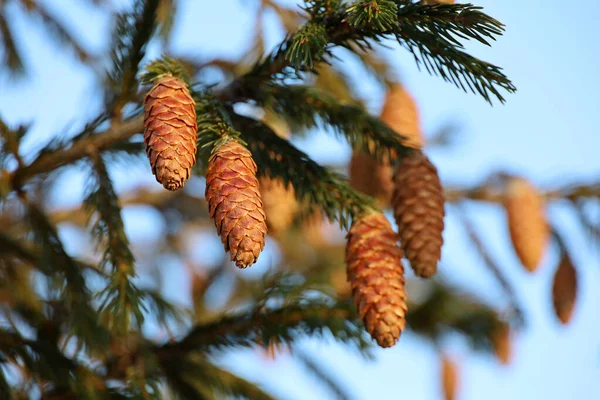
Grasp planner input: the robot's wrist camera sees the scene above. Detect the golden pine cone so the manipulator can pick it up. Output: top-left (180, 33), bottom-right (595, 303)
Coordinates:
top-left (346, 212), bottom-right (407, 348)
top-left (392, 150), bottom-right (445, 278)
top-left (441, 354), bottom-right (459, 400)
top-left (143, 75), bottom-right (197, 191)
top-left (491, 323), bottom-right (512, 365)
top-left (205, 141), bottom-right (267, 268)
top-left (552, 252), bottom-right (578, 325)
top-left (504, 177), bottom-right (549, 272)
top-left (380, 84), bottom-right (425, 149)
top-left (259, 177), bottom-right (298, 234)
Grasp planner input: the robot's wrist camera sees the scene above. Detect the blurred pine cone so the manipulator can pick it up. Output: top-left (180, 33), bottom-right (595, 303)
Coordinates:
top-left (259, 178), bottom-right (298, 234)
top-left (346, 212), bottom-right (407, 348)
top-left (205, 141), bottom-right (267, 268)
top-left (552, 252), bottom-right (578, 325)
top-left (349, 84), bottom-right (424, 207)
top-left (504, 177), bottom-right (549, 272)
top-left (441, 354), bottom-right (459, 400)
top-left (491, 323), bottom-right (512, 365)
top-left (143, 75), bottom-right (197, 191)
top-left (392, 150), bottom-right (445, 278)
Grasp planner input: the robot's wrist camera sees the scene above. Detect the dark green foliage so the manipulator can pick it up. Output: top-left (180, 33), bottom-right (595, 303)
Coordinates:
top-left (84, 154), bottom-right (145, 336)
top-left (346, 0), bottom-right (398, 31)
top-left (286, 23), bottom-right (328, 69)
top-left (107, 0), bottom-right (161, 115)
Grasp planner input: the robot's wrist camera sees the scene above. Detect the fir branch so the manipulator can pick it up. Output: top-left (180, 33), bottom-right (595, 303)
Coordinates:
top-left (406, 281), bottom-right (510, 354)
top-left (346, 0), bottom-right (397, 31)
top-left (294, 348), bottom-right (354, 400)
top-left (159, 298), bottom-right (368, 356)
top-left (23, 0), bottom-right (92, 64)
top-left (286, 23), bottom-right (328, 69)
top-left (0, 14), bottom-right (25, 77)
top-left (232, 115), bottom-right (376, 229)
top-left (256, 83), bottom-right (413, 160)
top-left (107, 0), bottom-right (160, 117)
top-left (140, 55), bottom-right (191, 86)
top-left (455, 207), bottom-right (524, 326)
top-left (84, 154), bottom-right (145, 335)
top-left (24, 202), bottom-right (111, 352)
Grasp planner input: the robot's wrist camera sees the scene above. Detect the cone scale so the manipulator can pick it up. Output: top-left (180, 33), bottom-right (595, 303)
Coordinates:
top-left (346, 212), bottom-right (407, 348)
top-left (143, 75), bottom-right (197, 191)
top-left (205, 141), bottom-right (267, 268)
top-left (392, 150), bottom-right (445, 278)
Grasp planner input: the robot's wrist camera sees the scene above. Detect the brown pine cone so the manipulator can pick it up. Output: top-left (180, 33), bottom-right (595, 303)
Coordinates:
top-left (349, 84), bottom-right (424, 207)
top-left (392, 150), bottom-right (445, 278)
top-left (205, 141), bottom-right (267, 268)
top-left (552, 252), bottom-right (577, 325)
top-left (504, 177), bottom-right (549, 272)
top-left (346, 212), bottom-right (407, 348)
top-left (259, 177), bottom-right (299, 234)
top-left (143, 75), bottom-right (197, 191)
top-left (491, 323), bottom-right (512, 365)
top-left (441, 354), bottom-right (459, 400)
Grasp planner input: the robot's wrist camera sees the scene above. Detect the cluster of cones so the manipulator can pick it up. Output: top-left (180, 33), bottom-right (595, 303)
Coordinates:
top-left (142, 70), bottom-right (575, 357)
top-left (347, 84), bottom-right (446, 348)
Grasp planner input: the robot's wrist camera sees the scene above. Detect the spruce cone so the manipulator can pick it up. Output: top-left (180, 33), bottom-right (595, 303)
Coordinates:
top-left (504, 177), bottom-right (549, 272)
top-left (259, 177), bottom-right (298, 234)
top-left (205, 141), bottom-right (267, 268)
top-left (491, 323), bottom-right (512, 365)
top-left (552, 252), bottom-right (577, 325)
top-left (392, 150), bottom-right (445, 278)
top-left (380, 84), bottom-right (425, 149)
top-left (441, 354), bottom-right (459, 400)
top-left (143, 75), bottom-right (197, 191)
top-left (349, 84), bottom-right (424, 207)
top-left (346, 213), bottom-right (407, 348)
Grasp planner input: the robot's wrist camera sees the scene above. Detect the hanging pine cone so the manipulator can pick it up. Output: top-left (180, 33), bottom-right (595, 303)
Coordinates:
top-left (504, 177), bottom-right (549, 272)
top-left (259, 177), bottom-right (298, 234)
top-left (441, 354), bottom-right (459, 400)
top-left (491, 323), bottom-right (512, 365)
top-left (143, 75), bottom-right (197, 191)
top-left (392, 150), bottom-right (445, 278)
top-left (380, 83), bottom-right (425, 149)
top-left (552, 252), bottom-right (578, 325)
top-left (205, 141), bottom-right (267, 268)
top-left (349, 84), bottom-right (424, 207)
top-left (346, 212), bottom-right (407, 348)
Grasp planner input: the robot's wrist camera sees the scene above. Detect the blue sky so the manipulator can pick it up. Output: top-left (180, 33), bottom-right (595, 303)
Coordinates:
top-left (1, 0), bottom-right (599, 399)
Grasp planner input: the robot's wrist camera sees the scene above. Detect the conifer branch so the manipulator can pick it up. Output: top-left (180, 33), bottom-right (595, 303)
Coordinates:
top-left (107, 0), bottom-right (160, 117)
top-left (256, 83), bottom-right (413, 160)
top-left (0, 14), bottom-right (25, 77)
top-left (295, 348), bottom-right (354, 400)
top-left (233, 115), bottom-right (376, 229)
top-left (84, 154), bottom-right (145, 335)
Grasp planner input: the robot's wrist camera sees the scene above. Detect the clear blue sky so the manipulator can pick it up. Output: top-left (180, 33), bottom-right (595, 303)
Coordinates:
top-left (1, 1), bottom-right (599, 399)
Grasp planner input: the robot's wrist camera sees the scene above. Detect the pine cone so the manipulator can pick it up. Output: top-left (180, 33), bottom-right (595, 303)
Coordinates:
top-left (349, 85), bottom-right (425, 207)
top-left (346, 212), bottom-right (407, 348)
top-left (491, 323), bottom-right (512, 365)
top-left (441, 354), bottom-right (459, 400)
top-left (504, 177), bottom-right (549, 272)
top-left (552, 252), bottom-right (577, 325)
top-left (259, 177), bottom-right (298, 234)
top-left (392, 150), bottom-right (445, 278)
top-left (380, 84), bottom-right (425, 149)
top-left (205, 141), bottom-right (267, 268)
top-left (143, 75), bottom-right (197, 191)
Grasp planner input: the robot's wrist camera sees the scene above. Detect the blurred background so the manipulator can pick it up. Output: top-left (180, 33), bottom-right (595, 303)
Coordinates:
top-left (1, 0), bottom-right (599, 399)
